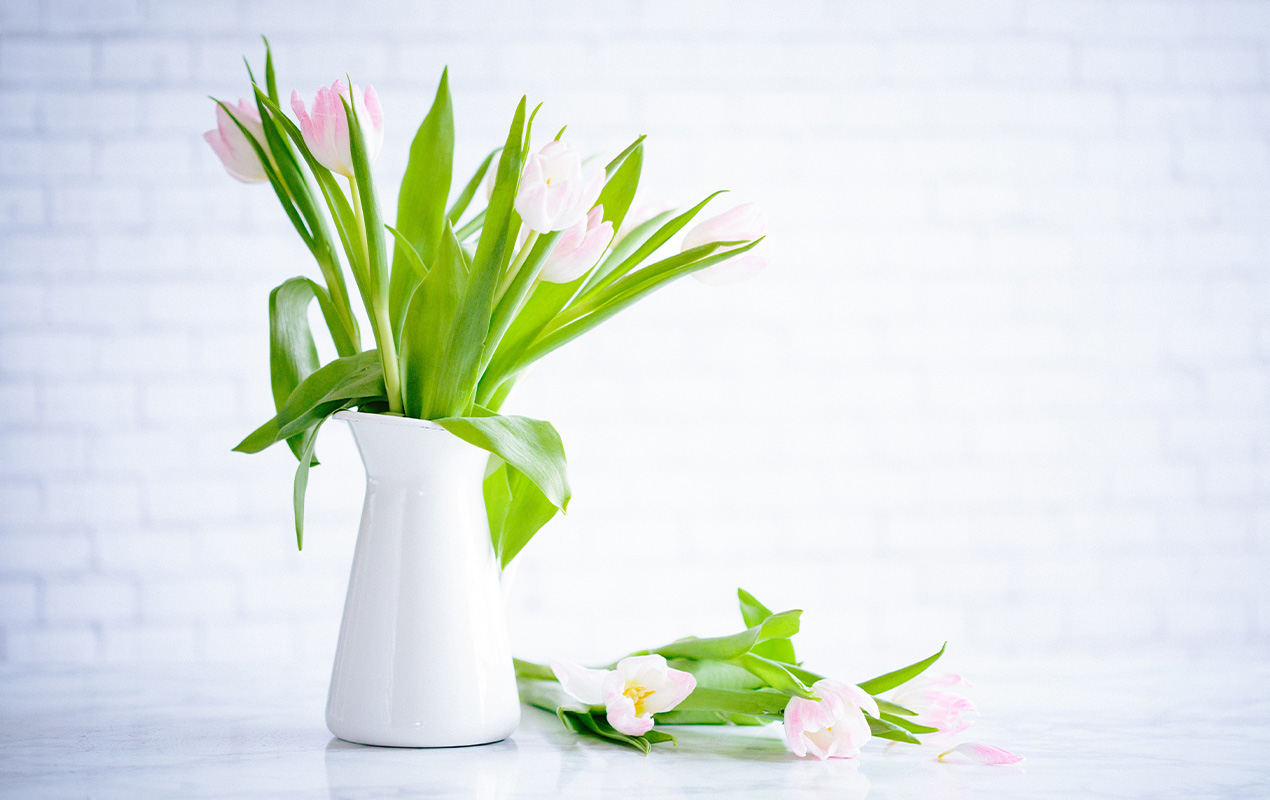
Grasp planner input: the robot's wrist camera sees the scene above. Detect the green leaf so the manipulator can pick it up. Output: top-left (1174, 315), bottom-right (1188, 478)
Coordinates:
top-left (399, 219), bottom-right (469, 420)
top-left (511, 658), bottom-right (556, 682)
top-left (734, 653), bottom-right (816, 699)
top-left (670, 659), bottom-right (764, 692)
top-left (595, 137), bottom-right (643, 237)
top-left (435, 413), bottom-right (570, 510)
top-left (875, 698), bottom-right (918, 717)
top-left (576, 191), bottom-right (724, 301)
top-left (736, 588), bottom-right (797, 664)
top-left (439, 97), bottom-right (527, 417)
top-left (650, 610), bottom-right (801, 661)
top-left (484, 229), bottom-right (563, 369)
top-left (559, 709), bottom-right (652, 755)
top-left (385, 225), bottom-right (429, 282)
top-left (674, 687), bottom-right (790, 717)
top-left (865, 713), bottom-right (922, 745)
top-left (448, 148), bottom-right (499, 223)
top-left (857, 643), bottom-right (946, 695)
top-left (261, 36), bottom-right (279, 103)
top-left (642, 729), bottom-right (677, 746)
top-left (268, 278), bottom-right (322, 461)
top-left (390, 68), bottom-right (454, 335)
top-left (513, 239), bottom-right (764, 377)
top-left (880, 712), bottom-right (938, 735)
top-left (234, 351), bottom-right (385, 454)
top-left (292, 411), bottom-right (341, 550)
top-left (484, 460), bottom-right (560, 567)
top-left (581, 210), bottom-right (675, 296)
top-left (343, 93), bottom-right (390, 303)
top-left (517, 677), bottom-right (591, 714)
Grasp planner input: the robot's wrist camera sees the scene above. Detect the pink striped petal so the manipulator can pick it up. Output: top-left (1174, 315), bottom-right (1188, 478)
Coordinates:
top-left (937, 742), bottom-right (1023, 765)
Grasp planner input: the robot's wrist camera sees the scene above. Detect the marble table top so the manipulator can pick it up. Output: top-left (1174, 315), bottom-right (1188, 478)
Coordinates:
top-left (1, 655), bottom-right (1267, 799)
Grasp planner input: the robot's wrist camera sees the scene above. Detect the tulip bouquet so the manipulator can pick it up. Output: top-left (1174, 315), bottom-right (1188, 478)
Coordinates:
top-left (515, 588), bottom-right (1020, 763)
top-left (210, 42), bottom-right (1017, 764)
top-left (212, 42), bottom-right (765, 555)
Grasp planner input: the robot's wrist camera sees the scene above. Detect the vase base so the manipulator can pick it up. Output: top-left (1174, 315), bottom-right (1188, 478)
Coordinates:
top-left (330, 733), bottom-right (514, 749)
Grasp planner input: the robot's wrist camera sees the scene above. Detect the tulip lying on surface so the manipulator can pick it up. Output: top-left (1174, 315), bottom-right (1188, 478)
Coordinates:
top-left (515, 140), bottom-right (605, 233)
top-left (290, 80), bottom-right (384, 178)
top-left (550, 654), bottom-right (696, 736)
top-left (890, 673), bottom-right (978, 738)
top-left (682, 202), bottom-right (769, 285)
top-left (783, 679), bottom-right (879, 760)
top-left (539, 206), bottom-right (614, 283)
top-left (204, 100), bottom-right (268, 183)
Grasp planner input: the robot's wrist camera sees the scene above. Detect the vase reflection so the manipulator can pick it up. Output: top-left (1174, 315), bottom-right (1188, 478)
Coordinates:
top-left (324, 736), bottom-right (520, 799)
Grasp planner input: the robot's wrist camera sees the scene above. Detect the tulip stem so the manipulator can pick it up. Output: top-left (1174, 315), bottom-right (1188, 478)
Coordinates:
top-left (495, 231), bottom-right (538, 307)
top-left (348, 174), bottom-right (403, 415)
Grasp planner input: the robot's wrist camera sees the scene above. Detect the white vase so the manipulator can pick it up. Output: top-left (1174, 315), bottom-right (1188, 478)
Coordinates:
top-left (325, 409), bottom-right (520, 747)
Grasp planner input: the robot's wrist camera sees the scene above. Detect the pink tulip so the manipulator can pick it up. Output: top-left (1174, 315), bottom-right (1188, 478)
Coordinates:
top-left (290, 80), bottom-right (384, 179)
top-left (890, 673), bottom-right (978, 738)
top-left (783, 679), bottom-right (879, 760)
top-left (680, 202), bottom-right (769, 286)
top-left (515, 140), bottom-right (604, 233)
top-left (550, 654), bottom-right (696, 736)
top-left (203, 100), bottom-right (269, 183)
top-left (937, 742), bottom-right (1024, 765)
top-left (539, 206), bottom-right (614, 283)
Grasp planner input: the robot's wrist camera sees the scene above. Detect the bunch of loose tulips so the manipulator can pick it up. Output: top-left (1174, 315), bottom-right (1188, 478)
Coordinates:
top-left (207, 41), bottom-right (1017, 763)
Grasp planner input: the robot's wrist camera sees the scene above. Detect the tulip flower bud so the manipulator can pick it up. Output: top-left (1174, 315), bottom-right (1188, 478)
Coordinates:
top-left (539, 206), bottom-right (614, 283)
top-left (514, 140), bottom-right (604, 233)
top-left (290, 80), bottom-right (384, 179)
top-left (681, 202), bottom-right (769, 286)
top-left (203, 100), bottom-right (269, 183)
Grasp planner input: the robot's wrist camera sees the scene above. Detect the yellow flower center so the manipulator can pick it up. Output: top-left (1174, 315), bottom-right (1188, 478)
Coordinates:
top-left (623, 683), bottom-right (655, 716)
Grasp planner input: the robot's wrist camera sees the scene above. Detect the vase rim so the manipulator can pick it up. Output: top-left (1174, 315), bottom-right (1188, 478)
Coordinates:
top-left (333, 409), bottom-right (448, 431)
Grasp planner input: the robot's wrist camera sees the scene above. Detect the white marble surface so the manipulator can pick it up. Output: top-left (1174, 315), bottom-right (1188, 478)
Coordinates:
top-left (1, 656), bottom-right (1267, 799)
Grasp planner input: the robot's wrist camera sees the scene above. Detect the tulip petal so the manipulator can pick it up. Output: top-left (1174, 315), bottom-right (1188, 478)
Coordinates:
top-left (549, 659), bottom-right (610, 706)
top-left (938, 742), bottom-right (1024, 765)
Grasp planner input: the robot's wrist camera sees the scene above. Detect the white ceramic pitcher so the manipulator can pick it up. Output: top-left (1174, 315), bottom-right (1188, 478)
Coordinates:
top-left (325, 410), bottom-right (520, 747)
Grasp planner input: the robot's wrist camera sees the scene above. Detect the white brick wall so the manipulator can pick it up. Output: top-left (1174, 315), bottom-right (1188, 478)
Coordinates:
top-left (0, 0), bottom-right (1267, 667)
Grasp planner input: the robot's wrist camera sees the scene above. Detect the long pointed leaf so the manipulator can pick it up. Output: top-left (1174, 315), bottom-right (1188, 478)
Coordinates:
top-left (390, 69), bottom-right (454, 334)
top-left (857, 643), bottom-right (946, 695)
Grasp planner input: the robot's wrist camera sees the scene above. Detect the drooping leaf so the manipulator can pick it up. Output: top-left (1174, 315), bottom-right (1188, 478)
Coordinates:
top-left (390, 68), bottom-right (454, 334)
top-left (268, 278), bottom-right (322, 460)
top-left (292, 410), bottom-right (342, 550)
top-left (435, 413), bottom-right (570, 511)
top-left (857, 643), bottom-right (946, 695)
top-left (234, 351), bottom-right (385, 454)
top-left (485, 460), bottom-right (560, 567)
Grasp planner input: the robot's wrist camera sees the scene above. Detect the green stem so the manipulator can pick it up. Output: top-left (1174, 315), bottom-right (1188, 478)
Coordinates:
top-left (495, 231), bottom-right (538, 306)
top-left (348, 174), bottom-right (403, 414)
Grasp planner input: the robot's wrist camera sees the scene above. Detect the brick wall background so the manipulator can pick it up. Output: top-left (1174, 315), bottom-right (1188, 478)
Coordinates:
top-left (1, 0), bottom-right (1268, 671)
